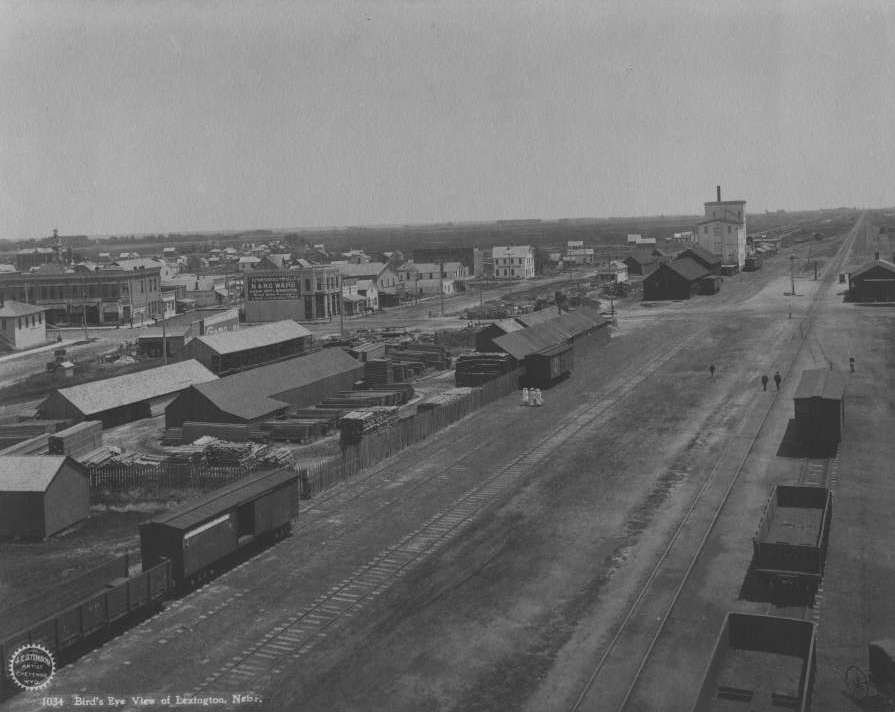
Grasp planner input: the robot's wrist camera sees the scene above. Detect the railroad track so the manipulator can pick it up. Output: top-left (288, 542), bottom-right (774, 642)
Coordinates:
top-left (568, 213), bottom-right (865, 712)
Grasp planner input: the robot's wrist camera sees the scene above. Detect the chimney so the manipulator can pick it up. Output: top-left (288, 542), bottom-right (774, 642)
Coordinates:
top-left (716, 185), bottom-right (721, 202)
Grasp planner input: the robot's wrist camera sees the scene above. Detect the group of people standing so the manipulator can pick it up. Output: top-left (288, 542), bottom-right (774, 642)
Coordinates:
top-left (521, 387), bottom-right (544, 407)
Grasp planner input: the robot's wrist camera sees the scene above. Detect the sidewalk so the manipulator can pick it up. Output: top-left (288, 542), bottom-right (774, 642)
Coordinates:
top-left (0, 339), bottom-right (80, 365)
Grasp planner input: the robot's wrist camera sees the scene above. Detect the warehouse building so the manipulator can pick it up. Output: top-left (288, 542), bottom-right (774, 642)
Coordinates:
top-left (677, 245), bottom-right (722, 275)
top-left (642, 258), bottom-right (711, 301)
top-left (849, 259), bottom-right (895, 302)
top-left (165, 349), bottom-right (364, 428)
top-left (0, 456), bottom-right (89, 539)
top-left (39, 360), bottom-right (218, 427)
top-left (475, 318), bottom-right (525, 352)
top-left (794, 369), bottom-right (845, 455)
top-left (184, 319), bottom-right (312, 375)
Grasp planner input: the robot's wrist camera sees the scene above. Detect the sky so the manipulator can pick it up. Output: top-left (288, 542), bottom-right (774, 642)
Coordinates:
top-left (1, 0), bottom-right (894, 238)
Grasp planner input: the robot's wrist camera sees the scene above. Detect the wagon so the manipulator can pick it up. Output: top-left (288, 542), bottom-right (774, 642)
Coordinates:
top-left (845, 640), bottom-right (895, 703)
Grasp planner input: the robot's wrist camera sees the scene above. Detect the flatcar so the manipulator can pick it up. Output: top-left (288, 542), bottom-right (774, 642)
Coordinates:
top-left (140, 467), bottom-right (298, 589)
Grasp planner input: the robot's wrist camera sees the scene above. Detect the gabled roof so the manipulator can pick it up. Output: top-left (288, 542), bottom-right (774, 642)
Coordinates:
top-left (192, 320), bottom-right (311, 356)
top-left (187, 348), bottom-right (362, 418)
top-left (851, 259), bottom-right (895, 279)
top-left (493, 323), bottom-right (570, 360)
top-left (0, 300), bottom-right (46, 317)
top-left (664, 257), bottom-right (711, 282)
top-left (49, 360), bottom-right (217, 416)
top-left (336, 262), bottom-right (388, 278)
top-left (0, 456), bottom-right (82, 492)
top-left (679, 245), bottom-right (722, 267)
top-left (794, 369), bottom-right (846, 400)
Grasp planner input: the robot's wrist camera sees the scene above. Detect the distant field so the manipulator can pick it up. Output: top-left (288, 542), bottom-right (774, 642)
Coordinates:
top-left (0, 208), bottom-right (869, 262)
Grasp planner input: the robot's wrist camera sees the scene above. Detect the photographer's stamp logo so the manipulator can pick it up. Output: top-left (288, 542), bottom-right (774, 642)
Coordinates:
top-left (6, 643), bottom-right (55, 690)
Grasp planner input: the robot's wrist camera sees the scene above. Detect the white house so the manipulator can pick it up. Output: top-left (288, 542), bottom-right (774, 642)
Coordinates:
top-left (492, 246), bottom-right (535, 279)
top-left (695, 186), bottom-right (747, 268)
top-left (627, 234), bottom-right (656, 246)
top-left (0, 300), bottom-right (48, 351)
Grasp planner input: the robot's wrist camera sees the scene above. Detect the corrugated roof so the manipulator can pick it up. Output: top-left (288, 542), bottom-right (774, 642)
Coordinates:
top-left (51, 360), bottom-right (218, 416)
top-left (493, 323), bottom-right (569, 360)
top-left (665, 257), bottom-right (711, 282)
top-left (0, 300), bottom-right (46, 317)
top-left (794, 369), bottom-right (846, 400)
top-left (0, 456), bottom-right (75, 492)
top-left (146, 467), bottom-right (297, 531)
top-left (851, 259), bottom-right (895, 279)
top-left (192, 320), bottom-right (311, 356)
top-left (189, 349), bottom-right (362, 418)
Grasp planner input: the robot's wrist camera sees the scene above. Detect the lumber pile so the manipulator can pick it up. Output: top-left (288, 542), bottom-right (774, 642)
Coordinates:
top-left (48, 421), bottom-right (102, 457)
top-left (338, 407), bottom-right (399, 445)
top-left (385, 343), bottom-right (451, 370)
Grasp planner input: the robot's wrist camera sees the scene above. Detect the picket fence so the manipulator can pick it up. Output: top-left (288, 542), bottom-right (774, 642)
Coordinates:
top-left (88, 367), bottom-right (523, 501)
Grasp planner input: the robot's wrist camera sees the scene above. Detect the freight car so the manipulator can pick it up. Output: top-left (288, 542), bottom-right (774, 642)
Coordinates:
top-left (140, 467), bottom-right (298, 589)
top-left (1, 557), bottom-right (171, 695)
top-left (520, 343), bottom-right (573, 389)
top-left (753, 484), bottom-right (833, 596)
top-left (692, 613), bottom-right (816, 712)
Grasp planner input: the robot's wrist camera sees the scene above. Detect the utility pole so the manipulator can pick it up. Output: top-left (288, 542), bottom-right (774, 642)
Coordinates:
top-left (790, 254), bottom-right (796, 295)
top-left (440, 261), bottom-right (445, 316)
top-left (161, 316), bottom-right (167, 366)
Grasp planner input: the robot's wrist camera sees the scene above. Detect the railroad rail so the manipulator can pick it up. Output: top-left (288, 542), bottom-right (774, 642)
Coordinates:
top-left (569, 212), bottom-right (864, 712)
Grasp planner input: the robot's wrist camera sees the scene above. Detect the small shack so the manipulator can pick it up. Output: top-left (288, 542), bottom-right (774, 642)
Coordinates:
top-left (475, 318), bottom-right (525, 353)
top-left (794, 369), bottom-right (846, 454)
top-left (849, 259), bottom-right (895, 302)
top-left (678, 246), bottom-right (722, 275)
top-left (0, 456), bottom-right (89, 539)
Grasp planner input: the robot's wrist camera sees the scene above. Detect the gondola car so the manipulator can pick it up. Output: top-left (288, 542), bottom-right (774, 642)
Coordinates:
top-left (139, 467), bottom-right (298, 589)
top-left (1, 559), bottom-right (172, 695)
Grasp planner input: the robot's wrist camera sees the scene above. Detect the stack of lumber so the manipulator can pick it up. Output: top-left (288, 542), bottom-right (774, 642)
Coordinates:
top-left (259, 418), bottom-right (331, 443)
top-left (182, 421), bottom-right (256, 444)
top-left (0, 421), bottom-right (67, 450)
top-left (454, 352), bottom-right (516, 386)
top-left (386, 343), bottom-right (451, 370)
top-left (78, 446), bottom-right (117, 466)
top-left (205, 441), bottom-right (255, 466)
top-left (364, 358), bottom-right (393, 386)
top-left (48, 421), bottom-right (102, 457)
top-left (338, 406), bottom-right (399, 445)
top-left (418, 388), bottom-right (475, 411)
top-left (160, 428), bottom-right (184, 446)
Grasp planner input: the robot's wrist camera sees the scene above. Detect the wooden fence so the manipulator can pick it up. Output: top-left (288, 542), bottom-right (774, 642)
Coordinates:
top-left (89, 462), bottom-right (252, 500)
top-left (88, 367), bottom-right (523, 501)
top-left (301, 367), bottom-right (522, 496)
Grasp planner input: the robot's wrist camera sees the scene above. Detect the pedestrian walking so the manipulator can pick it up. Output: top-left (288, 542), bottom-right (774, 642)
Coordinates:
top-left (761, 374), bottom-right (769, 391)
top-left (521, 387), bottom-right (530, 406)
top-left (533, 388), bottom-right (543, 406)
top-left (849, 356), bottom-right (855, 373)
top-left (709, 364), bottom-right (716, 378)
top-left (773, 371), bottom-right (782, 390)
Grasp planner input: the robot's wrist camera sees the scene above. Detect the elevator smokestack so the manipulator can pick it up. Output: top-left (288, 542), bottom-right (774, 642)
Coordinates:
top-left (716, 185), bottom-right (721, 202)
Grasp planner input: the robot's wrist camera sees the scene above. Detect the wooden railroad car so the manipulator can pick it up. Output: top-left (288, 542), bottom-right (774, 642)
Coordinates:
top-left (753, 484), bottom-right (833, 594)
top-left (139, 467), bottom-right (298, 589)
top-left (692, 613), bottom-right (816, 712)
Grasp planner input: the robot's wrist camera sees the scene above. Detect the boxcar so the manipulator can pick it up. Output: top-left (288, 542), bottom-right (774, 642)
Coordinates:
top-left (753, 485), bottom-right (833, 594)
top-left (692, 613), bottom-right (816, 712)
top-left (521, 343), bottom-right (573, 389)
top-left (140, 467), bottom-right (298, 588)
top-left (1, 560), bottom-right (172, 694)
top-left (793, 370), bottom-right (846, 456)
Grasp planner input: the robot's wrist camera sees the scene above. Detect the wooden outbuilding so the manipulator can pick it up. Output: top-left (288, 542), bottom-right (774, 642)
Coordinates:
top-left (0, 456), bottom-right (89, 539)
top-left (642, 258), bottom-right (710, 301)
top-left (849, 259), bottom-right (895, 302)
